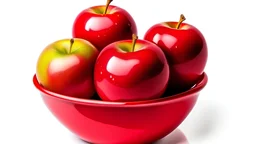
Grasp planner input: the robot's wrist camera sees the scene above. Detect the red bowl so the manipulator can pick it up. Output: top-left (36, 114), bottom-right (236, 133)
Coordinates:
top-left (33, 73), bottom-right (208, 144)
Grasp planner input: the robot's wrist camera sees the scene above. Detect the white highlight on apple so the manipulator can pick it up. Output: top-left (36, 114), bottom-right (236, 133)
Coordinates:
top-left (49, 56), bottom-right (80, 74)
top-left (106, 56), bottom-right (139, 76)
top-left (85, 17), bottom-right (113, 31)
top-left (153, 34), bottom-right (177, 48)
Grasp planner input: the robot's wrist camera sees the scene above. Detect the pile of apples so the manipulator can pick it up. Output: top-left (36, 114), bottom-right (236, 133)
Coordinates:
top-left (36, 0), bottom-right (208, 102)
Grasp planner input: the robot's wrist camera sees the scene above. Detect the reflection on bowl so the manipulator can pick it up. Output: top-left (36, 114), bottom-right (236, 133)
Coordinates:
top-left (33, 73), bottom-right (207, 144)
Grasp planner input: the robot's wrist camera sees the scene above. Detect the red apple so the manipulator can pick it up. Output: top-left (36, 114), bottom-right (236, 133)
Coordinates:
top-left (36, 38), bottom-right (99, 99)
top-left (94, 34), bottom-right (170, 102)
top-left (72, 0), bottom-right (137, 51)
top-left (144, 14), bottom-right (208, 94)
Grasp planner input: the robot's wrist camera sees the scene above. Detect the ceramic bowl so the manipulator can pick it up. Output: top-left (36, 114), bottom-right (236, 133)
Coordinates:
top-left (33, 72), bottom-right (208, 144)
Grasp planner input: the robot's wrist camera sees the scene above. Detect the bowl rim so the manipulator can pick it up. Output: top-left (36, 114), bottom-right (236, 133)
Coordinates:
top-left (33, 72), bottom-right (208, 107)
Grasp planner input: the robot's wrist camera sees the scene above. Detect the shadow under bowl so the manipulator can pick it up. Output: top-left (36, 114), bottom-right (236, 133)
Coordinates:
top-left (33, 72), bottom-right (208, 144)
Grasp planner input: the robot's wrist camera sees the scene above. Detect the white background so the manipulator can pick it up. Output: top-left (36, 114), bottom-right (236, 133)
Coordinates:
top-left (0, 0), bottom-right (255, 143)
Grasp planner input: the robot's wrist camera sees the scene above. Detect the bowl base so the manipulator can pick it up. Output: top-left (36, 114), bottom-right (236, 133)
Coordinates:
top-left (75, 128), bottom-right (188, 144)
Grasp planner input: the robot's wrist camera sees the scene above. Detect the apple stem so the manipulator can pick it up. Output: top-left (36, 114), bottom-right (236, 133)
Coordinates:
top-left (69, 38), bottom-right (74, 54)
top-left (104, 0), bottom-right (113, 14)
top-left (131, 34), bottom-right (138, 52)
top-left (176, 14), bottom-right (186, 29)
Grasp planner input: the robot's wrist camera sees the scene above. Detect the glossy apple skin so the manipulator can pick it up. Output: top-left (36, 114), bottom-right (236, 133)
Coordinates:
top-left (144, 22), bottom-right (208, 94)
top-left (36, 38), bottom-right (99, 99)
top-left (94, 39), bottom-right (170, 102)
top-left (72, 5), bottom-right (137, 51)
